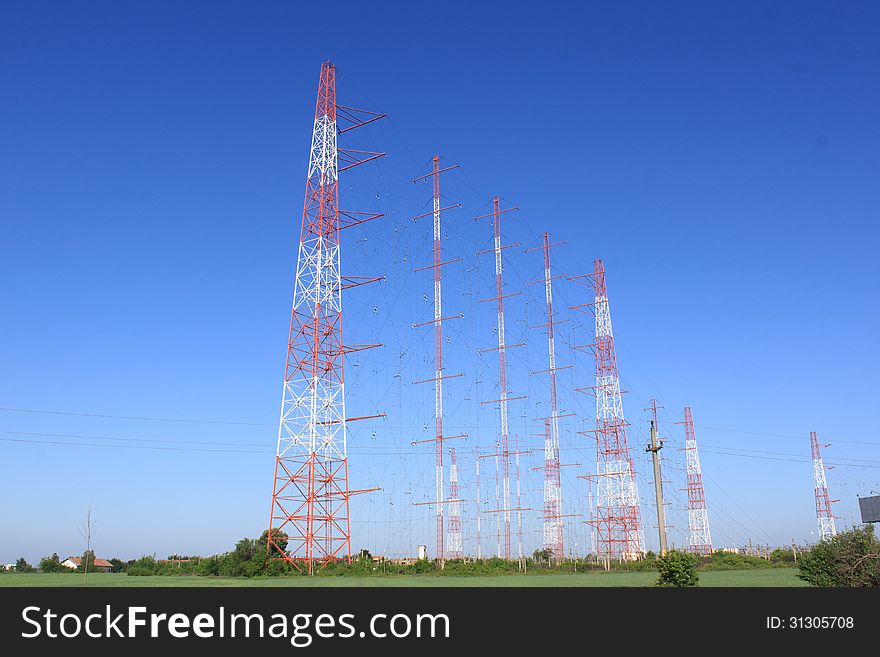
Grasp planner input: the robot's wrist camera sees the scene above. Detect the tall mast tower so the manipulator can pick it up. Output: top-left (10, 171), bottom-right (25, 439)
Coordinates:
top-left (475, 197), bottom-right (524, 560)
top-left (267, 61), bottom-right (386, 574)
top-left (411, 156), bottom-right (465, 567)
top-left (679, 406), bottom-right (712, 555)
top-left (448, 447), bottom-right (463, 559)
top-left (811, 431), bottom-right (837, 541)
top-left (475, 445), bottom-right (482, 559)
top-left (525, 233), bottom-right (569, 561)
top-left (576, 258), bottom-right (644, 564)
top-left (514, 433), bottom-right (524, 560)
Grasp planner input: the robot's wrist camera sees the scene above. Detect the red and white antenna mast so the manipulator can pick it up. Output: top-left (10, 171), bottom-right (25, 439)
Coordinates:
top-left (411, 155), bottom-right (465, 567)
top-left (811, 431), bottom-right (837, 541)
top-left (679, 406), bottom-right (712, 555)
top-left (474, 446), bottom-right (482, 559)
top-left (573, 259), bottom-right (644, 564)
top-left (525, 233), bottom-right (570, 561)
top-left (475, 197), bottom-right (524, 560)
top-left (267, 61), bottom-right (386, 574)
top-left (514, 433), bottom-right (524, 560)
top-left (448, 447), bottom-right (463, 559)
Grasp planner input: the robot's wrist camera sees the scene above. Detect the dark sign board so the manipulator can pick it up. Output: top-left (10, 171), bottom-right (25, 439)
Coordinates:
top-left (858, 495), bottom-right (880, 523)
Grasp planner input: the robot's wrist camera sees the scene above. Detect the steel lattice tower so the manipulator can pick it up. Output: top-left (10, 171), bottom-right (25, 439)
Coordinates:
top-left (411, 156), bottom-right (465, 567)
top-left (525, 233), bottom-right (566, 560)
top-left (267, 61), bottom-right (385, 574)
top-left (448, 447), bottom-right (463, 559)
top-left (680, 406), bottom-right (712, 555)
top-left (474, 446), bottom-right (483, 559)
top-left (514, 433), bottom-right (524, 560)
top-left (810, 431), bottom-right (837, 541)
top-left (475, 198), bottom-right (523, 560)
top-left (584, 259), bottom-right (644, 563)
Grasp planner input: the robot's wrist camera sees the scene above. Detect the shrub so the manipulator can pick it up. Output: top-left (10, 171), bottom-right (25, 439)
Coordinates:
top-left (700, 551), bottom-right (773, 571)
top-left (797, 525), bottom-right (880, 587)
top-left (106, 558), bottom-right (125, 573)
top-left (15, 558), bottom-right (34, 573)
top-left (126, 556), bottom-right (160, 576)
top-left (38, 553), bottom-right (66, 573)
top-left (655, 550), bottom-right (699, 587)
top-left (770, 548), bottom-right (796, 564)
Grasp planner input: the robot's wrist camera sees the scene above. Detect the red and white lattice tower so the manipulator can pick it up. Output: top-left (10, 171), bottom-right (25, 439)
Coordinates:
top-left (267, 61), bottom-right (386, 574)
top-left (680, 406), bottom-right (712, 555)
top-left (475, 198), bottom-right (524, 560)
top-left (514, 433), bottom-right (524, 560)
top-left (585, 258), bottom-right (644, 562)
top-left (494, 447), bottom-right (501, 556)
top-left (810, 431), bottom-right (837, 541)
top-left (474, 446), bottom-right (483, 559)
top-left (411, 156), bottom-right (465, 567)
top-left (448, 447), bottom-right (463, 559)
top-left (525, 233), bottom-right (566, 560)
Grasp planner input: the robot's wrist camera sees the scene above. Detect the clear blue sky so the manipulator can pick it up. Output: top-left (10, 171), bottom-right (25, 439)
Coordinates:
top-left (1, 1), bottom-right (878, 563)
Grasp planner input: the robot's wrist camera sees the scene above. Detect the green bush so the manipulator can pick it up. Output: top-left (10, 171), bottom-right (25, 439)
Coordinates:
top-left (38, 553), bottom-right (66, 573)
top-left (797, 525), bottom-right (880, 587)
top-left (770, 548), bottom-right (797, 564)
top-left (655, 550), bottom-right (699, 587)
top-left (699, 551), bottom-right (774, 571)
top-left (126, 555), bottom-right (161, 576)
top-left (15, 558), bottom-right (34, 573)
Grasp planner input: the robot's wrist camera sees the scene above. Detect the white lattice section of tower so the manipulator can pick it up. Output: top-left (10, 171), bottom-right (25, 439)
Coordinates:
top-left (593, 295), bottom-right (644, 559)
top-left (685, 426), bottom-right (712, 554)
top-left (277, 106), bottom-right (345, 462)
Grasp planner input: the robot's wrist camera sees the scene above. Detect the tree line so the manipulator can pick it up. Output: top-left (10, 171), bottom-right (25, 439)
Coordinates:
top-left (6, 525), bottom-right (877, 585)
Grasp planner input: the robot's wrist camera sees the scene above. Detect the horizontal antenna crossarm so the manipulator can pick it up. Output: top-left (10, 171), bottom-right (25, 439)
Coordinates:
top-left (528, 319), bottom-right (571, 329)
top-left (529, 364), bottom-right (574, 375)
top-left (533, 413), bottom-right (577, 421)
top-left (336, 105), bottom-right (388, 133)
top-left (524, 240), bottom-right (566, 253)
top-left (412, 164), bottom-right (460, 182)
top-left (411, 433), bottom-right (468, 446)
top-left (315, 412), bottom-right (386, 426)
top-left (412, 313), bottom-right (464, 328)
top-left (339, 210), bottom-right (385, 230)
top-left (337, 148), bottom-right (386, 172)
top-left (411, 203), bottom-right (462, 220)
top-left (478, 292), bottom-right (523, 303)
top-left (473, 206), bottom-right (518, 221)
top-left (412, 373), bottom-right (465, 385)
top-left (478, 342), bottom-right (526, 353)
top-left (348, 487), bottom-right (382, 497)
top-left (525, 274), bottom-right (567, 285)
top-left (341, 343), bottom-right (383, 354)
top-left (414, 257), bottom-right (462, 272)
top-left (413, 498), bottom-right (466, 506)
top-left (480, 395), bottom-right (527, 405)
top-left (341, 276), bottom-right (384, 290)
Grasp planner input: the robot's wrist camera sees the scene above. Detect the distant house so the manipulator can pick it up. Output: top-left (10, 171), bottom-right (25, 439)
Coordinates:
top-left (391, 557), bottom-right (419, 566)
top-left (61, 557), bottom-right (113, 573)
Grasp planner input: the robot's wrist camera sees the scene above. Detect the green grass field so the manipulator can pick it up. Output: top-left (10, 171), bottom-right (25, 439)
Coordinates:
top-left (0, 568), bottom-right (807, 587)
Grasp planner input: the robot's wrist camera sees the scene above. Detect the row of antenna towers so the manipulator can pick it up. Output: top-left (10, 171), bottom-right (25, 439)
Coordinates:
top-left (264, 62), bottom-right (839, 573)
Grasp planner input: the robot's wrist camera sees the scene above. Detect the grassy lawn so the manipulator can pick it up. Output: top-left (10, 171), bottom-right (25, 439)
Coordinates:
top-left (0, 568), bottom-right (807, 587)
